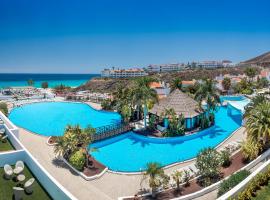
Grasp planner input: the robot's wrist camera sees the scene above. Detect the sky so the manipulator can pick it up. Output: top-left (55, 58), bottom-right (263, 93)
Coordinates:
top-left (0, 0), bottom-right (270, 74)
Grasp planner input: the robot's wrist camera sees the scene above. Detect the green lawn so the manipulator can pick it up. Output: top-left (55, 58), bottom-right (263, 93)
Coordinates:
top-left (0, 164), bottom-right (52, 200)
top-left (0, 138), bottom-right (15, 152)
top-left (252, 180), bottom-right (270, 200)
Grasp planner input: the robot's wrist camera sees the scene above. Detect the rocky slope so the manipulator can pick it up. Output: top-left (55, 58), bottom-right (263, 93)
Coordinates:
top-left (76, 66), bottom-right (253, 93)
top-left (241, 51), bottom-right (270, 67)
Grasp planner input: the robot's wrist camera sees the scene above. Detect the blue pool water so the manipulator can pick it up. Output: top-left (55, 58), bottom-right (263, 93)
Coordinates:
top-left (220, 95), bottom-right (246, 103)
top-left (91, 106), bottom-right (242, 172)
top-left (9, 102), bottom-right (122, 136)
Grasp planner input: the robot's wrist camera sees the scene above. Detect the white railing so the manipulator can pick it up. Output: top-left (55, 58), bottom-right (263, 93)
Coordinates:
top-left (0, 111), bottom-right (77, 200)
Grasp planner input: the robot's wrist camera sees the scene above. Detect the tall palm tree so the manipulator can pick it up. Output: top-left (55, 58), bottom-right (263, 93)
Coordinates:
top-left (172, 170), bottom-right (183, 191)
top-left (142, 162), bottom-right (166, 198)
top-left (245, 102), bottom-right (270, 145)
top-left (195, 79), bottom-right (220, 112)
top-left (244, 67), bottom-right (257, 82)
top-left (132, 77), bottom-right (158, 127)
top-left (221, 77), bottom-right (231, 91)
top-left (170, 78), bottom-right (182, 93)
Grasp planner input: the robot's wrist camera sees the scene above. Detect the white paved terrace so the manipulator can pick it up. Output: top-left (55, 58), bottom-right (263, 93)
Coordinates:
top-left (18, 127), bottom-right (246, 200)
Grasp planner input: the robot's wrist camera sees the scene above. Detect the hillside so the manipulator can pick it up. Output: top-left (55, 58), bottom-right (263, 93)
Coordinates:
top-left (241, 51), bottom-right (270, 67)
top-left (76, 66), bottom-right (253, 93)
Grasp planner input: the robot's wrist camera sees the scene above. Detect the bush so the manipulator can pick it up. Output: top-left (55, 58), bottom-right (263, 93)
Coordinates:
top-left (0, 102), bottom-right (8, 116)
top-left (217, 170), bottom-right (250, 197)
top-left (237, 166), bottom-right (270, 200)
top-left (196, 148), bottom-right (221, 186)
top-left (241, 88), bottom-right (253, 95)
top-left (101, 99), bottom-right (114, 110)
top-left (220, 149), bottom-right (231, 167)
top-left (69, 149), bottom-right (86, 171)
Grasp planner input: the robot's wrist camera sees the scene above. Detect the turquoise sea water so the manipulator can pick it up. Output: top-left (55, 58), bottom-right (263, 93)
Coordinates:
top-left (9, 102), bottom-right (122, 136)
top-left (0, 73), bottom-right (99, 88)
top-left (91, 106), bottom-right (242, 172)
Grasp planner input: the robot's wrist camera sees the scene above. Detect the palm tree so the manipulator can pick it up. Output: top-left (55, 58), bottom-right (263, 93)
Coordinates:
top-left (142, 162), bottom-right (166, 198)
top-left (244, 94), bottom-right (267, 118)
top-left (172, 170), bottom-right (183, 191)
top-left (244, 67), bottom-right (257, 82)
top-left (27, 79), bottom-right (34, 86)
top-left (245, 102), bottom-right (270, 145)
top-left (221, 77), bottom-right (231, 92)
top-left (132, 77), bottom-right (158, 127)
top-left (170, 78), bottom-right (182, 93)
top-left (195, 79), bottom-right (220, 112)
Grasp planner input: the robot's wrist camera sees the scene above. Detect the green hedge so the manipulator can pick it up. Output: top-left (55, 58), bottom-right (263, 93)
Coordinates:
top-left (218, 170), bottom-right (250, 197)
top-left (69, 149), bottom-right (86, 171)
top-left (237, 166), bottom-right (270, 200)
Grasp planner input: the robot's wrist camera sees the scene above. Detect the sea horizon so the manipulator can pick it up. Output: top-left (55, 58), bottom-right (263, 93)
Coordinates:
top-left (0, 73), bottom-right (100, 88)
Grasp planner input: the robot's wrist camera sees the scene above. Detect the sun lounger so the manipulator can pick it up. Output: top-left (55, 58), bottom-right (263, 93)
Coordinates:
top-left (24, 178), bottom-right (35, 194)
top-left (14, 161), bottom-right (24, 175)
top-left (4, 164), bottom-right (13, 179)
top-left (13, 187), bottom-right (24, 200)
top-left (1, 135), bottom-right (8, 142)
top-left (189, 164), bottom-right (199, 175)
top-left (0, 128), bottom-right (5, 135)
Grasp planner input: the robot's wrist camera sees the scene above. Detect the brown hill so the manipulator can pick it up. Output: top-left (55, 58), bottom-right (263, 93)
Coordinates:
top-left (76, 66), bottom-right (252, 93)
top-left (241, 51), bottom-right (270, 67)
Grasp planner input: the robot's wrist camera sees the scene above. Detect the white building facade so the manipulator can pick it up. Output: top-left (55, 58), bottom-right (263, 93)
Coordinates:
top-left (101, 68), bottom-right (148, 78)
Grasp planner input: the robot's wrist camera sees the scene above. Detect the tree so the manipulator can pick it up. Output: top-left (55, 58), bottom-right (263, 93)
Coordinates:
top-left (244, 67), bottom-right (257, 82)
top-left (162, 108), bottom-right (185, 137)
top-left (244, 94), bottom-right (267, 118)
top-left (142, 162), bottom-right (169, 198)
top-left (41, 81), bottom-right (49, 89)
top-left (54, 125), bottom-right (97, 163)
top-left (170, 78), bottom-right (182, 93)
top-left (245, 102), bottom-right (270, 145)
top-left (195, 79), bottom-right (220, 112)
top-left (172, 170), bottom-right (183, 191)
top-left (27, 79), bottom-right (34, 86)
top-left (222, 77), bottom-right (231, 91)
top-left (0, 102), bottom-right (8, 116)
top-left (256, 77), bottom-right (269, 89)
top-left (196, 148), bottom-right (222, 186)
top-left (132, 77), bottom-right (158, 127)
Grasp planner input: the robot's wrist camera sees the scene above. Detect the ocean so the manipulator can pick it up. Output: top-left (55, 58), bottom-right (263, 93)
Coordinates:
top-left (0, 74), bottom-right (99, 88)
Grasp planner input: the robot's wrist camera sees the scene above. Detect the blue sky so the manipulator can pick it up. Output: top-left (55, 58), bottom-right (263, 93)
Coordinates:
top-left (0, 0), bottom-right (269, 74)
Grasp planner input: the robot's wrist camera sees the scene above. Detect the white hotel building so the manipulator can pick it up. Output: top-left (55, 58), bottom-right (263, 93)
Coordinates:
top-left (101, 68), bottom-right (148, 78)
top-left (147, 63), bottom-right (185, 72)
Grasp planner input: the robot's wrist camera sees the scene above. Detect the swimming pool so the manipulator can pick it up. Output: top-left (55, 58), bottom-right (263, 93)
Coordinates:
top-left (9, 102), bottom-right (122, 136)
top-left (220, 95), bottom-right (246, 103)
top-left (91, 106), bottom-right (242, 172)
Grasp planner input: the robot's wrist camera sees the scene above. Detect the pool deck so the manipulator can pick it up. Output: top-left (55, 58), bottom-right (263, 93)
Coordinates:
top-left (18, 126), bottom-right (246, 200)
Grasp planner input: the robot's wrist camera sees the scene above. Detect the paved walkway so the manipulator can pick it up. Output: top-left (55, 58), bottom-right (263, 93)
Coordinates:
top-left (18, 127), bottom-right (246, 200)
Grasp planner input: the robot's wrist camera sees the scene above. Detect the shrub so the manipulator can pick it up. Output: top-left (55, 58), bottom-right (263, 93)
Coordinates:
top-left (220, 149), bottom-right (231, 167)
top-left (0, 102), bottom-right (8, 116)
top-left (69, 149), bottom-right (86, 171)
top-left (183, 169), bottom-right (191, 187)
top-left (41, 81), bottom-right (49, 89)
top-left (196, 148), bottom-right (222, 186)
top-left (236, 166), bottom-right (270, 200)
top-left (101, 99), bottom-right (114, 110)
top-left (241, 139), bottom-right (263, 161)
top-left (217, 170), bottom-right (250, 197)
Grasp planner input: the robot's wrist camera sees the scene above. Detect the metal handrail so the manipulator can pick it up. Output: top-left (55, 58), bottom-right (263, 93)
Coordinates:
top-left (92, 122), bottom-right (131, 142)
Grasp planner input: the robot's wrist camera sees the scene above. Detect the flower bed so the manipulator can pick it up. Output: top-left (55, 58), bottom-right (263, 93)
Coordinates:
top-left (124, 151), bottom-right (246, 200)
